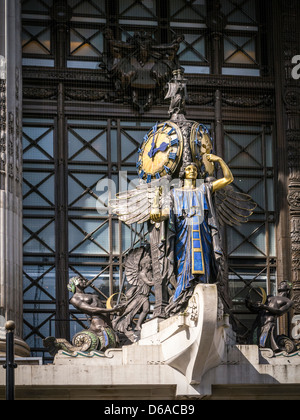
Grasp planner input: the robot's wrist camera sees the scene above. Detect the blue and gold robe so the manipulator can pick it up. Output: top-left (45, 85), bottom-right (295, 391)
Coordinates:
top-left (168, 182), bottom-right (222, 301)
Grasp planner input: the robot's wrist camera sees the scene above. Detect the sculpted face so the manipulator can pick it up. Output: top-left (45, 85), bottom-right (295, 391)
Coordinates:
top-left (67, 276), bottom-right (85, 293)
top-left (140, 256), bottom-right (152, 272)
top-left (184, 164), bottom-right (198, 180)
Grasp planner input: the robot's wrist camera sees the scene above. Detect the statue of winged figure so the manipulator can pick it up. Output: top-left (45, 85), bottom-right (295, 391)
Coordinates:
top-left (109, 68), bottom-right (256, 321)
top-left (112, 246), bottom-right (154, 340)
top-left (110, 151), bottom-right (256, 318)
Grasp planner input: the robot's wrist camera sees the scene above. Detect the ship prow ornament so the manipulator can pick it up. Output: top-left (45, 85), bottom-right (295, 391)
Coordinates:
top-left (165, 68), bottom-right (189, 119)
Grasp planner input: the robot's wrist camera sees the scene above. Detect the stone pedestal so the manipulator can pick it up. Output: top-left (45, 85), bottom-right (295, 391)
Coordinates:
top-left (0, 0), bottom-right (29, 356)
top-left (0, 331), bottom-right (30, 357)
top-left (44, 284), bottom-right (236, 398)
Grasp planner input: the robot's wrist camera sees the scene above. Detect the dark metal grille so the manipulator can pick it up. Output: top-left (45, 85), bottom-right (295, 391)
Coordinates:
top-left (22, 119), bottom-right (56, 356)
top-left (224, 124), bottom-right (276, 340)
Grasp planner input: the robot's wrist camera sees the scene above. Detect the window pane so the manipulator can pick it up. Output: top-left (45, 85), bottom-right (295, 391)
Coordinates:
top-left (72, 0), bottom-right (104, 15)
top-left (221, 0), bottom-right (257, 24)
top-left (224, 36), bottom-right (256, 64)
top-left (170, 0), bottom-right (206, 21)
top-left (120, 0), bottom-right (156, 18)
top-left (22, 25), bottom-right (51, 55)
top-left (23, 126), bottom-right (54, 160)
top-left (22, 0), bottom-right (52, 13)
top-left (23, 266), bottom-right (56, 302)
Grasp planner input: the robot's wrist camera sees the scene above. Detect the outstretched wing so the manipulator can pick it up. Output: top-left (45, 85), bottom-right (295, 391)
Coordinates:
top-left (109, 179), bottom-right (167, 225)
top-left (124, 247), bottom-right (148, 286)
top-left (215, 185), bottom-right (257, 226)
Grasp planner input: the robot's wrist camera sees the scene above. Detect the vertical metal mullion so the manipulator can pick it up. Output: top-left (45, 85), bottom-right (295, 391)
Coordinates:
top-left (262, 125), bottom-right (271, 294)
top-left (54, 83), bottom-right (69, 341)
top-left (53, 10), bottom-right (69, 339)
top-left (107, 118), bottom-right (114, 296)
top-left (207, 1), bottom-right (224, 76)
top-left (158, 0), bottom-right (170, 44)
top-left (106, 0), bottom-right (119, 39)
top-left (214, 90), bottom-right (223, 158)
top-left (271, 123), bottom-right (277, 286)
top-left (117, 119), bottom-right (122, 294)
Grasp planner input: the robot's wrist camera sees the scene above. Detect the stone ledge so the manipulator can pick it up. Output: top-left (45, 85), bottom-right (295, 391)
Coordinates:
top-left (1, 344), bottom-right (300, 400)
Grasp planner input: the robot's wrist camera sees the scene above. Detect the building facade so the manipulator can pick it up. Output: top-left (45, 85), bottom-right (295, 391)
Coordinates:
top-left (0, 0), bottom-right (299, 371)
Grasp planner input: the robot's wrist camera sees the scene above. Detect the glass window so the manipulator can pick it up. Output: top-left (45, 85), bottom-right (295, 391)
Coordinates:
top-left (70, 0), bottom-right (106, 17)
top-left (22, 0), bottom-right (53, 17)
top-left (70, 28), bottom-right (104, 57)
top-left (224, 35), bottom-right (257, 65)
top-left (22, 25), bottom-right (51, 55)
top-left (119, 0), bottom-right (157, 23)
top-left (170, 0), bottom-right (206, 23)
top-left (22, 22), bottom-right (53, 66)
top-left (224, 124), bottom-right (276, 335)
top-left (221, 0), bottom-right (260, 76)
top-left (68, 0), bottom-right (107, 68)
top-left (22, 0), bottom-right (54, 67)
top-left (22, 118), bottom-right (56, 359)
top-left (66, 118), bottom-right (148, 331)
top-left (170, 0), bottom-right (209, 74)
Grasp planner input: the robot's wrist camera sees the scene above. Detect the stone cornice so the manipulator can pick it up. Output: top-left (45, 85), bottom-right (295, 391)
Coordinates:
top-left (22, 67), bottom-right (275, 92)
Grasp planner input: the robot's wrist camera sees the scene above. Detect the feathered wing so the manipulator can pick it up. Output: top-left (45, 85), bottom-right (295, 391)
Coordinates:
top-left (124, 248), bottom-right (145, 286)
top-left (109, 178), bottom-right (168, 225)
top-left (212, 184), bottom-right (257, 318)
top-left (215, 184), bottom-right (257, 227)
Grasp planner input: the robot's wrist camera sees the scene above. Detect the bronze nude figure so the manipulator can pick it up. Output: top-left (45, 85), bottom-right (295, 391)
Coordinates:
top-left (43, 276), bottom-right (124, 356)
top-left (246, 281), bottom-right (296, 353)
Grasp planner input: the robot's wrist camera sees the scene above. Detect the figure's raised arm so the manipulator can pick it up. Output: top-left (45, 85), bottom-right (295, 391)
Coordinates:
top-left (206, 154), bottom-right (234, 193)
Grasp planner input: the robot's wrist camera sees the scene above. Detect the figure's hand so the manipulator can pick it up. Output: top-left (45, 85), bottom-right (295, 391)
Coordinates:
top-left (245, 298), bottom-right (263, 313)
top-left (206, 154), bottom-right (221, 163)
top-left (251, 301), bottom-right (262, 309)
top-left (114, 303), bottom-right (126, 315)
top-left (150, 208), bottom-right (162, 223)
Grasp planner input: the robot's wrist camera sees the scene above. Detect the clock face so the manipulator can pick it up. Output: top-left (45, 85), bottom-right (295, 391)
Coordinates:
top-left (137, 121), bottom-right (183, 182)
top-left (190, 123), bottom-right (214, 175)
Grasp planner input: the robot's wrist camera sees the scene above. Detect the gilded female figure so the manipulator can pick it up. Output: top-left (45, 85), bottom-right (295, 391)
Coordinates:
top-left (150, 154), bottom-right (234, 314)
